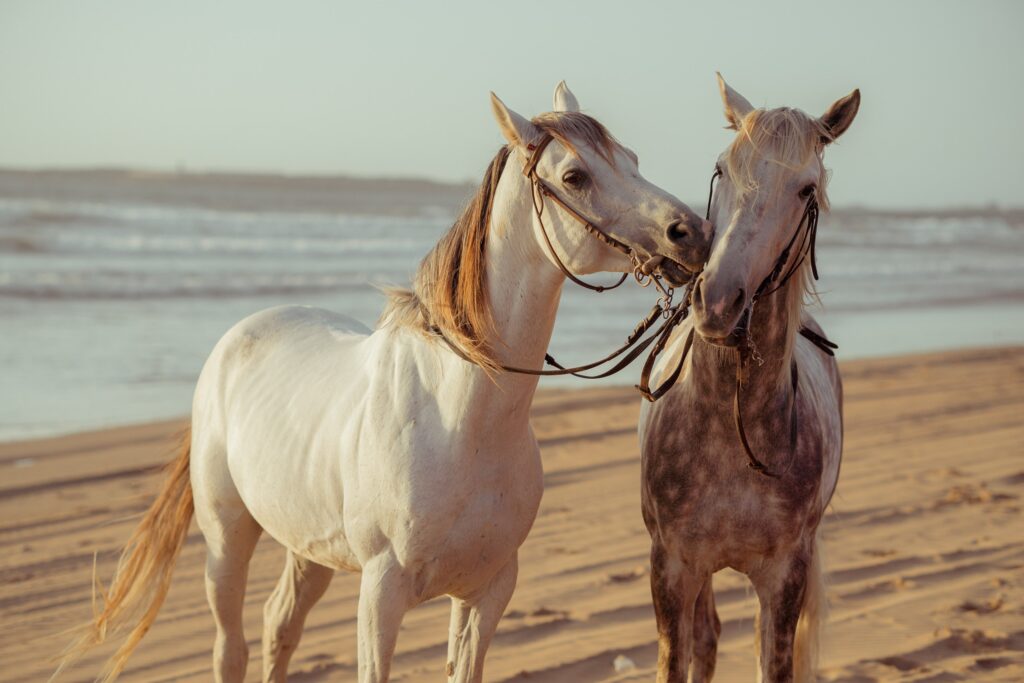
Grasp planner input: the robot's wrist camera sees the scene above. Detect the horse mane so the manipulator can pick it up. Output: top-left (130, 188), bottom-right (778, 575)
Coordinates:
top-left (531, 111), bottom-right (619, 167)
top-left (724, 107), bottom-right (832, 210)
top-left (380, 112), bottom-right (618, 372)
top-left (379, 145), bottom-right (510, 372)
top-left (723, 107), bottom-right (831, 361)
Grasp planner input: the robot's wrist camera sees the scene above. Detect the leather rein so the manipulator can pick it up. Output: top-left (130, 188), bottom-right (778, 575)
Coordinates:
top-left (429, 139), bottom-right (838, 480)
top-left (704, 165), bottom-right (838, 478)
top-left (430, 133), bottom-right (699, 385)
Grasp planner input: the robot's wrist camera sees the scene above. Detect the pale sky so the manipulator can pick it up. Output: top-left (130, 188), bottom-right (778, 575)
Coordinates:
top-left (2, 0), bottom-right (1022, 208)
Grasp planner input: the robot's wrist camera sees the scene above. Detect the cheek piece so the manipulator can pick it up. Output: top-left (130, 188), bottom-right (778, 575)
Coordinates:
top-left (692, 165), bottom-right (839, 478)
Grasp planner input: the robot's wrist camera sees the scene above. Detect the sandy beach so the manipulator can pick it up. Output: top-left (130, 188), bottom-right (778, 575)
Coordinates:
top-left (1, 346), bottom-right (1022, 682)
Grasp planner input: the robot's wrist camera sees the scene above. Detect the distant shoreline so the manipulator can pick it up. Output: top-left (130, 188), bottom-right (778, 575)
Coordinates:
top-left (2, 167), bottom-right (1022, 218)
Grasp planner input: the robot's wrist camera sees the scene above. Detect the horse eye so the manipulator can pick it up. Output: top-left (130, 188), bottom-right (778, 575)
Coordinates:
top-left (562, 169), bottom-right (587, 188)
top-left (799, 184), bottom-right (816, 199)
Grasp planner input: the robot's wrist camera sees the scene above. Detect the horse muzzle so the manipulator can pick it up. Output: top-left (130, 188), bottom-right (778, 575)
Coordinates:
top-left (656, 257), bottom-right (694, 288)
top-left (692, 275), bottom-right (750, 346)
top-left (664, 215), bottom-right (714, 274)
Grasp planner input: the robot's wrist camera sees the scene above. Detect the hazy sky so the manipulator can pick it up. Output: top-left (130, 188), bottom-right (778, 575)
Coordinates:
top-left (2, 1), bottom-right (1022, 208)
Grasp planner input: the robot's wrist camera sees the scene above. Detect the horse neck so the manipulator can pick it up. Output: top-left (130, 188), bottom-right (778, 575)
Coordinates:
top-left (445, 161), bottom-right (566, 427)
top-left (691, 278), bottom-right (800, 410)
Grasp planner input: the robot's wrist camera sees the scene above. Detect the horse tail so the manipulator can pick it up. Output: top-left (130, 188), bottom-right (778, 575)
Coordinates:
top-left (794, 530), bottom-right (827, 683)
top-left (53, 428), bottom-right (194, 683)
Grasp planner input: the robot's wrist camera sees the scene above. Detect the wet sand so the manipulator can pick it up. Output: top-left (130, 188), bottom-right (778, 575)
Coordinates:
top-left (2, 347), bottom-right (1022, 682)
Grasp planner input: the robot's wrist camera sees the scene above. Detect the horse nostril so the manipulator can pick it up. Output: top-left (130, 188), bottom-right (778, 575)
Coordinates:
top-left (666, 219), bottom-right (692, 245)
top-left (733, 288), bottom-right (745, 313)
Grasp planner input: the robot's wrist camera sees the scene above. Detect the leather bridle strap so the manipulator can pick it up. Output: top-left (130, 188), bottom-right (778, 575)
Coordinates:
top-left (701, 164), bottom-right (836, 479)
top-left (522, 133), bottom-right (554, 178)
top-left (733, 345), bottom-right (800, 478)
top-left (752, 197), bottom-right (819, 304)
top-left (636, 321), bottom-right (694, 402)
top-left (529, 177), bottom-right (629, 292)
top-left (799, 327), bottom-right (838, 356)
top-left (523, 133), bottom-right (640, 293)
top-left (429, 297), bottom-right (684, 378)
top-left (630, 167), bottom-right (722, 402)
top-left (425, 133), bottom-right (699, 381)
top-left (533, 180), bottom-right (635, 258)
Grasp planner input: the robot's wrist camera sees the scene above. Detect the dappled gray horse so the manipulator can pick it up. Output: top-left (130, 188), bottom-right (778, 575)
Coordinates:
top-left (639, 75), bottom-right (859, 682)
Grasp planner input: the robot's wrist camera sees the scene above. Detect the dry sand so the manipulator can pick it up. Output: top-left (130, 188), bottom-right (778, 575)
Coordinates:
top-left (2, 347), bottom-right (1022, 682)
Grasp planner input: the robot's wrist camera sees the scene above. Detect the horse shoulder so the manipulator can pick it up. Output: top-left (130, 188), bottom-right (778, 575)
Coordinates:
top-left (795, 313), bottom-right (843, 509)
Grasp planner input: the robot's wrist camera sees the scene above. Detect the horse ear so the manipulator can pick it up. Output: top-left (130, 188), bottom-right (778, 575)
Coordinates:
top-left (553, 80), bottom-right (580, 112)
top-left (819, 88), bottom-right (861, 143)
top-left (490, 92), bottom-right (538, 150)
top-left (716, 72), bottom-right (754, 130)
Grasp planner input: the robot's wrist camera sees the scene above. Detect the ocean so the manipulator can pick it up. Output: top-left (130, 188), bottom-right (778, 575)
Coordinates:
top-left (2, 170), bottom-right (1022, 441)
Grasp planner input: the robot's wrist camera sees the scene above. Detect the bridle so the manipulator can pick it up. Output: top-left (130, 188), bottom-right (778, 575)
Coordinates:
top-left (697, 164), bottom-right (837, 478)
top-left (430, 138), bottom-right (840, 479)
top-left (431, 133), bottom-right (700, 383)
top-left (522, 133), bottom-right (677, 300)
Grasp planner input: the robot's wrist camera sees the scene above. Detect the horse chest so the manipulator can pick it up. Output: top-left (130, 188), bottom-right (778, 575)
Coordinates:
top-left (642, 405), bottom-right (820, 570)
top-left (354, 424), bottom-right (545, 592)
top-left (644, 463), bottom-right (785, 566)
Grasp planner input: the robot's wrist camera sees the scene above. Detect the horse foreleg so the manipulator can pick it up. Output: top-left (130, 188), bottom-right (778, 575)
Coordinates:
top-left (751, 551), bottom-right (811, 683)
top-left (447, 553), bottom-right (518, 683)
top-left (445, 597), bottom-right (470, 680)
top-left (356, 554), bottom-right (413, 683)
top-left (261, 551), bottom-right (334, 682)
top-left (650, 542), bottom-right (703, 683)
top-left (692, 576), bottom-right (721, 682)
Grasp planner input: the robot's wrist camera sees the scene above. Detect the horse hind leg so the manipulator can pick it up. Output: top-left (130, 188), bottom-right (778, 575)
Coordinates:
top-left (691, 576), bottom-right (721, 682)
top-left (262, 551), bottom-right (334, 682)
top-left (193, 439), bottom-right (263, 683)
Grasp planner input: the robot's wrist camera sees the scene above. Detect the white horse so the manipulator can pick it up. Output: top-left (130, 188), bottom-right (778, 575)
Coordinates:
top-left (638, 75), bottom-right (859, 682)
top-left (59, 82), bottom-right (712, 683)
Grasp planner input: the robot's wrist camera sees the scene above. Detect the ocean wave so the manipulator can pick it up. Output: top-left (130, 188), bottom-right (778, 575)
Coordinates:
top-left (822, 257), bottom-right (1024, 278)
top-left (0, 270), bottom-right (400, 301)
top-left (0, 235), bottom-right (44, 253)
top-left (820, 215), bottom-right (1023, 247)
top-left (26, 231), bottom-right (431, 257)
top-left (0, 197), bottom-right (452, 232)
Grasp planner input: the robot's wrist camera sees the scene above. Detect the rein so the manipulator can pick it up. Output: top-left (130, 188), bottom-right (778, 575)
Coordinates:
top-left (427, 143), bottom-right (839, 480)
top-left (632, 165), bottom-right (838, 478)
top-left (430, 133), bottom-right (695, 380)
top-left (700, 165), bottom-right (838, 478)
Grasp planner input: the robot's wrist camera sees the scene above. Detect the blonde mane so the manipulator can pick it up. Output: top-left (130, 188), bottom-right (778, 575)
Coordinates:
top-left (723, 107), bottom-right (832, 359)
top-left (380, 112), bottom-right (618, 372)
top-left (532, 111), bottom-right (619, 167)
top-left (724, 107), bottom-right (832, 210)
